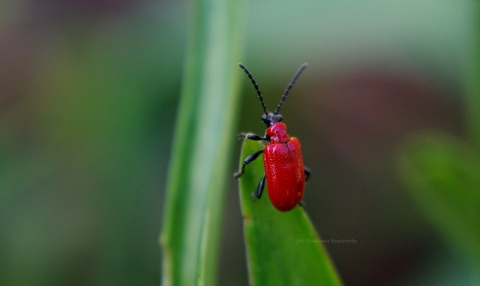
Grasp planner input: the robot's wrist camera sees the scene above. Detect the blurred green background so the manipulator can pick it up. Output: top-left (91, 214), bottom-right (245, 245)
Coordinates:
top-left (1, 0), bottom-right (479, 285)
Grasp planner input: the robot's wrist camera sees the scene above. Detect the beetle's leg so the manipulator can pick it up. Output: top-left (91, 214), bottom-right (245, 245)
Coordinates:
top-left (238, 133), bottom-right (269, 141)
top-left (254, 174), bottom-right (266, 199)
top-left (234, 149), bottom-right (264, 179)
top-left (304, 167), bottom-right (311, 182)
top-left (299, 168), bottom-right (310, 209)
top-left (298, 200), bottom-right (306, 209)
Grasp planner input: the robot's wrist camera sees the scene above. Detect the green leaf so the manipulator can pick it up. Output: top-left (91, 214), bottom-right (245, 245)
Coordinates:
top-left (465, 3), bottom-right (480, 149)
top-left (160, 0), bottom-right (245, 285)
top-left (237, 139), bottom-right (342, 286)
top-left (397, 133), bottom-right (480, 265)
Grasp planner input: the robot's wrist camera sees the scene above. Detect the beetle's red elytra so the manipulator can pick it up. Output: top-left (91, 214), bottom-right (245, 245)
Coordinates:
top-left (234, 63), bottom-right (310, 212)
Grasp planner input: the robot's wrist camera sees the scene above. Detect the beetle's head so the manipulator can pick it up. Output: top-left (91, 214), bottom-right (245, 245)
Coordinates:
top-left (261, 113), bottom-right (283, 127)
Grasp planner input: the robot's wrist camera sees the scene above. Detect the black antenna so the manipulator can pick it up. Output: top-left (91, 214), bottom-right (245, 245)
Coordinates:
top-left (239, 64), bottom-right (269, 116)
top-left (273, 63), bottom-right (308, 115)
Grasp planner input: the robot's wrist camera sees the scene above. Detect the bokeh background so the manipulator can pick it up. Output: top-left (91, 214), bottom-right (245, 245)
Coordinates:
top-left (1, 0), bottom-right (479, 285)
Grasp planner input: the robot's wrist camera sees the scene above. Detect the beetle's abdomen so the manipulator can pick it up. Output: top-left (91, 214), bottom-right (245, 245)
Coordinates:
top-left (263, 137), bottom-right (305, 211)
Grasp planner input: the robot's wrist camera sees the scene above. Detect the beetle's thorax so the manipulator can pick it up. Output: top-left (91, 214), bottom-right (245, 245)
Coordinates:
top-left (266, 122), bottom-right (290, 143)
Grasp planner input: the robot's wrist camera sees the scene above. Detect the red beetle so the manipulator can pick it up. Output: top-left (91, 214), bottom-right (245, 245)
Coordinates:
top-left (234, 63), bottom-right (310, 211)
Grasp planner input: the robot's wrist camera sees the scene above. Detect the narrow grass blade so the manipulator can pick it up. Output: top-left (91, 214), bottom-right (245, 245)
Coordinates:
top-left (397, 133), bottom-right (480, 266)
top-left (237, 139), bottom-right (342, 286)
top-left (160, 0), bottom-right (245, 285)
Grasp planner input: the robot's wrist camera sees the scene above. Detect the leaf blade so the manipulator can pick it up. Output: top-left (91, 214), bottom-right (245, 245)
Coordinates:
top-left (160, 0), bottom-right (245, 285)
top-left (238, 139), bottom-right (342, 286)
top-left (397, 133), bottom-right (480, 265)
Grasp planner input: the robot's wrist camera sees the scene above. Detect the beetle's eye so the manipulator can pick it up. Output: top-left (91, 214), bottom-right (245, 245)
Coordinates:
top-left (276, 115), bottom-right (283, 122)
